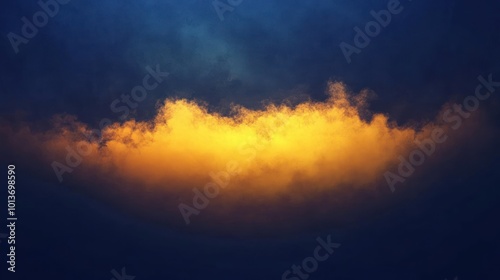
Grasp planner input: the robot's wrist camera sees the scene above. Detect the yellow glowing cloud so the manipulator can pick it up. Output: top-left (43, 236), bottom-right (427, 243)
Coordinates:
top-left (1, 82), bottom-right (445, 231)
top-left (4, 82), bottom-right (430, 193)
top-left (109, 83), bottom-right (420, 192)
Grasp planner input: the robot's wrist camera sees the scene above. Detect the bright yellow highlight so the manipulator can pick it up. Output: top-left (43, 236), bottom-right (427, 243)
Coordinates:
top-left (9, 82), bottom-right (429, 198)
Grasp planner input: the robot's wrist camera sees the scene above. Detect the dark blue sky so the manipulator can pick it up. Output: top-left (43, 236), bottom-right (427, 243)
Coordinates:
top-left (1, 0), bottom-right (500, 279)
top-left (1, 0), bottom-right (498, 123)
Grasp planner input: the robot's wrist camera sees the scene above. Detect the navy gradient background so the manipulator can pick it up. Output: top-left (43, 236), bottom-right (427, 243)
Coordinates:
top-left (0, 0), bottom-right (500, 279)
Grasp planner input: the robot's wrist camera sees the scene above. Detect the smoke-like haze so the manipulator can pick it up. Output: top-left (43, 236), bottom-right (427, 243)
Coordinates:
top-left (2, 82), bottom-right (457, 234)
